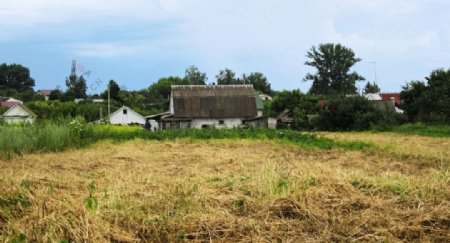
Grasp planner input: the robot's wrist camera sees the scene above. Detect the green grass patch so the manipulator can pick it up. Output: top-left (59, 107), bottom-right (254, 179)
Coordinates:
top-left (0, 121), bottom-right (376, 159)
top-left (371, 123), bottom-right (450, 137)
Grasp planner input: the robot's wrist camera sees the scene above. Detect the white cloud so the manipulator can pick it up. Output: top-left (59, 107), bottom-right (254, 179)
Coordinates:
top-left (0, 0), bottom-right (170, 27)
top-left (1, 0), bottom-right (450, 91)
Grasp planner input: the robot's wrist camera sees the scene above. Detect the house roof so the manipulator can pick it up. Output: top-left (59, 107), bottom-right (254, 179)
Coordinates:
top-left (145, 112), bottom-right (171, 120)
top-left (37, 90), bottom-right (55, 96)
top-left (171, 85), bottom-right (257, 118)
top-left (1, 101), bottom-right (22, 108)
top-left (2, 104), bottom-right (37, 117)
top-left (380, 93), bottom-right (401, 104)
top-left (0, 97), bottom-right (23, 103)
top-left (276, 109), bottom-right (294, 123)
top-left (364, 93), bottom-right (382, 101)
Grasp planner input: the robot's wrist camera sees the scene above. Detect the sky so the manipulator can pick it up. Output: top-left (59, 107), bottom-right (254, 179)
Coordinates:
top-left (1, 0), bottom-right (449, 94)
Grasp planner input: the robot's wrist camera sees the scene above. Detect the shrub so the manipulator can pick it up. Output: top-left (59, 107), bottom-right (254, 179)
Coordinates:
top-left (312, 96), bottom-right (405, 131)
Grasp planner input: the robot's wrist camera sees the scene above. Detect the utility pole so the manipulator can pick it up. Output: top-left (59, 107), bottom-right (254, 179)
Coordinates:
top-left (369, 62), bottom-right (378, 84)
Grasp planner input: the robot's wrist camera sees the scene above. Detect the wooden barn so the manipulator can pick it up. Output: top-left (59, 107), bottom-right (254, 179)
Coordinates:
top-left (163, 85), bottom-right (267, 129)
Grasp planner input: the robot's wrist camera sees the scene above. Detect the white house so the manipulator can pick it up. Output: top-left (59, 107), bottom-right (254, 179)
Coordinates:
top-left (109, 106), bottom-right (145, 125)
top-left (2, 104), bottom-right (36, 124)
top-left (36, 90), bottom-right (56, 101)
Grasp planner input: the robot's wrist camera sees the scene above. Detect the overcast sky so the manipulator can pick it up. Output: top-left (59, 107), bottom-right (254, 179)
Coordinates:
top-left (1, 0), bottom-right (449, 93)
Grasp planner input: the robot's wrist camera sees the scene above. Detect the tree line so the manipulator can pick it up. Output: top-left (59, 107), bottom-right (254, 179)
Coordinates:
top-left (1, 42), bottom-right (448, 126)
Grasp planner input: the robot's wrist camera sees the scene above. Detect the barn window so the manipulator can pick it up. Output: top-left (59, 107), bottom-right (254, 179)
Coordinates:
top-left (219, 120), bottom-right (224, 125)
top-left (123, 109), bottom-right (127, 115)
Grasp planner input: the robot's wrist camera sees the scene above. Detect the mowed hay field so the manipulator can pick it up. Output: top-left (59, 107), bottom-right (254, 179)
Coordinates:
top-left (0, 133), bottom-right (449, 242)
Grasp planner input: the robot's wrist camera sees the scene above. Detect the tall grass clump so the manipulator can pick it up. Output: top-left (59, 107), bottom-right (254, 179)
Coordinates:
top-left (0, 117), bottom-right (86, 159)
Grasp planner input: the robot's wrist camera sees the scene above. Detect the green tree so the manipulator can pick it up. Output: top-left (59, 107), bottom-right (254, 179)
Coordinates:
top-left (65, 74), bottom-right (87, 99)
top-left (49, 90), bottom-right (64, 101)
top-left (145, 76), bottom-right (191, 111)
top-left (0, 63), bottom-right (35, 92)
top-left (401, 68), bottom-right (450, 123)
top-left (101, 80), bottom-right (121, 101)
top-left (304, 43), bottom-right (365, 95)
top-left (242, 72), bottom-right (272, 94)
top-left (185, 65), bottom-right (207, 85)
top-left (216, 68), bottom-right (240, 85)
top-left (363, 81), bottom-right (381, 94)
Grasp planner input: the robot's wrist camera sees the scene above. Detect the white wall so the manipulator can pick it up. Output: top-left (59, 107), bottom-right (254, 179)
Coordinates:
top-left (4, 116), bottom-right (34, 124)
top-left (147, 119), bottom-right (159, 131)
top-left (109, 107), bottom-right (145, 125)
top-left (191, 118), bottom-right (243, 129)
top-left (267, 118), bottom-right (277, 129)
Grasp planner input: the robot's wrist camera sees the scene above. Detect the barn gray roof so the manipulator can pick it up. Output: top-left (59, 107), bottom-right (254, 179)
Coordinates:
top-left (171, 85), bottom-right (257, 118)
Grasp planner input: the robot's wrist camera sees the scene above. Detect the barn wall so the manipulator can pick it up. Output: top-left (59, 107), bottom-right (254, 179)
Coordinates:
top-left (191, 118), bottom-right (243, 129)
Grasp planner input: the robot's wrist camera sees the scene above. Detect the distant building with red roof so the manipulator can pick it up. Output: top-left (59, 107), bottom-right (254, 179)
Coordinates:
top-left (0, 97), bottom-right (23, 108)
top-left (379, 93), bottom-right (401, 105)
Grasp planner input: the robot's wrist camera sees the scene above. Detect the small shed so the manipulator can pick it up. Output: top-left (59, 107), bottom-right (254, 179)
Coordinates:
top-left (2, 104), bottom-right (36, 124)
top-left (145, 112), bottom-right (171, 131)
top-left (244, 117), bottom-right (277, 129)
top-left (109, 106), bottom-right (145, 125)
top-left (276, 109), bottom-right (294, 128)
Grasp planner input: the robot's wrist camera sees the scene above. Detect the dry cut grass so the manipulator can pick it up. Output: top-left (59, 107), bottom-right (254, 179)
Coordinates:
top-left (0, 136), bottom-right (449, 242)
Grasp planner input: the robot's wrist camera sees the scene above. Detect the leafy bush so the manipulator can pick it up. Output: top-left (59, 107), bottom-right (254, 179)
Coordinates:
top-left (312, 96), bottom-right (404, 131)
top-left (401, 68), bottom-right (450, 123)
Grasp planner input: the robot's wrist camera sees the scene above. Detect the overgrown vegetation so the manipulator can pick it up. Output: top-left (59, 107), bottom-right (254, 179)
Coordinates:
top-left (0, 122), bottom-right (375, 159)
top-left (312, 96), bottom-right (405, 131)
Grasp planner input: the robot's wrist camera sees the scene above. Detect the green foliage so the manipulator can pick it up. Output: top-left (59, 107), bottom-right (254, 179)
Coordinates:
top-left (304, 43), bottom-right (365, 95)
top-left (0, 119), bottom-right (84, 159)
top-left (10, 233), bottom-right (26, 243)
top-left (184, 65), bottom-right (207, 85)
top-left (363, 81), bottom-right (380, 94)
top-left (372, 123), bottom-right (450, 137)
top-left (49, 90), bottom-right (64, 101)
top-left (65, 74), bottom-right (87, 99)
top-left (0, 106), bottom-right (8, 114)
top-left (146, 76), bottom-right (190, 111)
top-left (0, 123), bottom-right (375, 159)
top-left (0, 63), bottom-right (35, 92)
top-left (401, 68), bottom-right (450, 123)
top-left (242, 72), bottom-right (272, 95)
top-left (27, 100), bottom-right (117, 121)
top-left (312, 96), bottom-right (401, 131)
top-left (216, 68), bottom-right (238, 85)
top-left (85, 181), bottom-right (99, 212)
top-left (266, 90), bottom-right (322, 129)
top-left (100, 80), bottom-right (121, 102)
